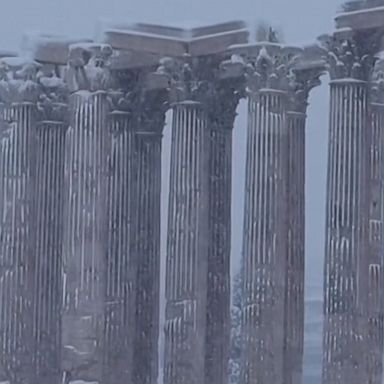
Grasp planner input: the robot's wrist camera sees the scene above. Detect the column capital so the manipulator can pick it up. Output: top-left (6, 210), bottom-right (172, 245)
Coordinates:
top-left (136, 87), bottom-right (169, 135)
top-left (157, 53), bottom-right (245, 105)
top-left (230, 41), bottom-right (302, 94)
top-left (0, 57), bottom-right (41, 103)
top-left (207, 76), bottom-right (245, 130)
top-left (109, 66), bottom-right (169, 134)
top-left (66, 43), bottom-right (113, 93)
top-left (371, 58), bottom-right (384, 105)
top-left (287, 64), bottom-right (324, 113)
top-left (37, 63), bottom-right (68, 124)
top-left (318, 29), bottom-right (381, 82)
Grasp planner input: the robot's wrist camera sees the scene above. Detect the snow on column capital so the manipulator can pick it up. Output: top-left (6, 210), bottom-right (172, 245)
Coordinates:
top-left (318, 29), bottom-right (380, 384)
top-left (61, 42), bottom-right (113, 384)
top-left (0, 56), bottom-right (41, 384)
top-left (66, 42), bottom-right (113, 93)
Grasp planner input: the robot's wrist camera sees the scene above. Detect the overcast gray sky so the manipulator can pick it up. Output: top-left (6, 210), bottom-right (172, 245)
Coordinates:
top-left (0, 1), bottom-right (344, 382)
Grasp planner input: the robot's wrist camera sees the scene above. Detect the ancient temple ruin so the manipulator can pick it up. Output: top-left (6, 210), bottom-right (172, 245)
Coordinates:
top-left (0, 1), bottom-right (383, 384)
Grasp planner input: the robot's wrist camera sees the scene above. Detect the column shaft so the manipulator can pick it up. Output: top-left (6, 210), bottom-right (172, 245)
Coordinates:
top-left (33, 120), bottom-right (67, 384)
top-left (322, 81), bottom-right (369, 384)
top-left (134, 130), bottom-right (163, 384)
top-left (241, 91), bottom-right (288, 384)
top-left (62, 92), bottom-right (109, 383)
top-left (367, 102), bottom-right (384, 384)
top-left (0, 103), bottom-right (37, 383)
top-left (283, 111), bottom-right (306, 384)
top-left (103, 112), bottom-right (137, 384)
top-left (205, 125), bottom-right (232, 384)
top-left (164, 103), bottom-right (209, 384)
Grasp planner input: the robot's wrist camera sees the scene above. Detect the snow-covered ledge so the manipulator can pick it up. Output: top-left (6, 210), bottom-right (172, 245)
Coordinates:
top-left (335, 4), bottom-right (384, 30)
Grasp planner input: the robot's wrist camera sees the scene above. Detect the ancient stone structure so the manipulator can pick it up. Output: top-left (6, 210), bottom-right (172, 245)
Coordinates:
top-left (205, 66), bottom-right (244, 384)
top-left (367, 58), bottom-right (384, 384)
top-left (133, 84), bottom-right (167, 384)
top-left (234, 41), bottom-right (292, 384)
top-left (34, 59), bottom-right (68, 384)
top-left (320, 8), bottom-right (384, 383)
top-left (0, 3), bottom-right (383, 384)
top-left (61, 43), bottom-right (112, 384)
top-left (227, 33), bottom-right (323, 384)
top-left (0, 56), bottom-right (40, 384)
top-left (284, 63), bottom-right (324, 384)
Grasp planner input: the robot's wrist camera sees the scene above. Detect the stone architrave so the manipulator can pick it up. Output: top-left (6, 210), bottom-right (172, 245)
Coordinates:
top-left (0, 57), bottom-right (41, 384)
top-left (366, 58), bottom-right (384, 384)
top-left (319, 30), bottom-right (380, 384)
top-left (61, 43), bottom-right (113, 384)
top-left (231, 40), bottom-right (301, 384)
top-left (283, 63), bottom-right (323, 384)
top-left (161, 55), bottom-right (211, 384)
top-left (204, 59), bottom-right (245, 384)
top-left (33, 63), bottom-right (69, 384)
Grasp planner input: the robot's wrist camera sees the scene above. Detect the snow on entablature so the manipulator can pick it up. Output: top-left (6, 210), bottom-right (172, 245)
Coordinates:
top-left (21, 32), bottom-right (92, 65)
top-left (335, 4), bottom-right (384, 31)
top-left (0, 56), bottom-right (40, 70)
top-left (99, 20), bottom-right (248, 57)
top-left (109, 49), bottom-right (161, 70)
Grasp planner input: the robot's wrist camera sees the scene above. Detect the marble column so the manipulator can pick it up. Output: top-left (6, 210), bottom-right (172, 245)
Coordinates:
top-left (239, 44), bottom-right (294, 384)
top-left (0, 58), bottom-right (40, 384)
top-left (33, 66), bottom-right (68, 384)
top-left (133, 87), bottom-right (167, 384)
top-left (204, 75), bottom-right (243, 384)
top-left (283, 67), bottom-right (322, 384)
top-left (320, 34), bottom-right (374, 384)
top-left (103, 91), bottom-right (137, 384)
top-left (163, 56), bottom-right (210, 384)
top-left (61, 44), bottom-right (112, 384)
top-left (366, 61), bottom-right (384, 384)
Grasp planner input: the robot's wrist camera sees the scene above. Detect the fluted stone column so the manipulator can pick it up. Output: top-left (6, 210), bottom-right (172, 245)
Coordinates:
top-left (284, 111), bottom-right (306, 384)
top-left (133, 87), bottom-right (167, 384)
top-left (162, 57), bottom-right (217, 384)
top-left (320, 34), bottom-right (375, 384)
top-left (366, 61), bottom-right (384, 384)
top-left (164, 99), bottom-right (209, 384)
top-left (242, 88), bottom-right (287, 384)
top-left (238, 43), bottom-right (296, 384)
top-left (61, 44), bottom-right (112, 384)
top-left (204, 75), bottom-right (244, 384)
top-left (0, 58), bottom-right (40, 384)
top-left (283, 67), bottom-right (322, 384)
top-left (33, 67), bottom-right (68, 384)
top-left (103, 95), bottom-right (137, 384)
top-left (105, 110), bottom-right (133, 380)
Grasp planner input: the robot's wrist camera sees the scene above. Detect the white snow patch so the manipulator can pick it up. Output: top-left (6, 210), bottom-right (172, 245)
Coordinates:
top-left (69, 381), bottom-right (99, 384)
top-left (0, 56), bottom-right (39, 68)
top-left (337, 5), bottom-right (384, 17)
